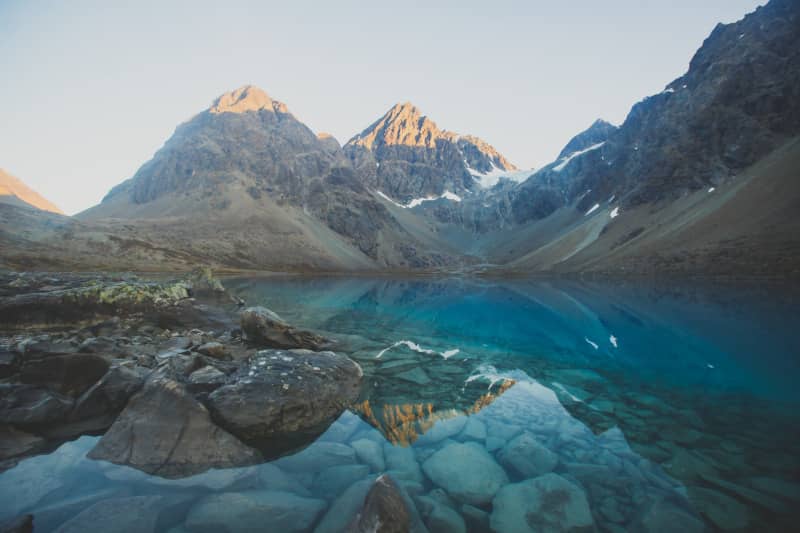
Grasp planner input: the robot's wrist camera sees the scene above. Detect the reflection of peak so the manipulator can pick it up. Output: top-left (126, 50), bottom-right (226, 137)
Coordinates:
top-left (353, 379), bottom-right (515, 445)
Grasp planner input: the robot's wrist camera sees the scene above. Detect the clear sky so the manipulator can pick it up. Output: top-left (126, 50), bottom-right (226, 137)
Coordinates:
top-left (0, 0), bottom-right (764, 214)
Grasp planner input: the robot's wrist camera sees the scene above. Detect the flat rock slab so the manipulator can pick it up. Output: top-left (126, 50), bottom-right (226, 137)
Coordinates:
top-left (185, 490), bottom-right (326, 533)
top-left (490, 473), bottom-right (594, 533)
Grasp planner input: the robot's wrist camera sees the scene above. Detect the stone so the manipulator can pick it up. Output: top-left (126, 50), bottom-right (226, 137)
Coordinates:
top-left (19, 353), bottom-right (110, 398)
top-left (633, 498), bottom-right (705, 533)
top-left (485, 436), bottom-right (505, 452)
top-left (186, 365), bottom-right (226, 392)
top-left (0, 425), bottom-right (45, 461)
top-left (394, 367), bottom-right (431, 385)
top-left (490, 473), bottom-right (594, 533)
top-left (206, 349), bottom-right (362, 452)
top-left (88, 373), bottom-right (260, 478)
top-left (0, 384), bottom-right (73, 426)
top-left (29, 488), bottom-right (134, 532)
top-left (688, 486), bottom-right (751, 530)
top-left (69, 364), bottom-right (147, 422)
top-left (347, 474), bottom-right (410, 533)
top-left (185, 490), bottom-right (326, 533)
top-left (195, 342), bottom-right (230, 360)
top-left (422, 442), bottom-right (508, 505)
top-left (415, 416), bottom-right (467, 446)
top-left (461, 504), bottom-right (490, 532)
top-left (748, 476), bottom-right (800, 502)
top-left (351, 438), bottom-right (385, 472)
top-left (384, 444), bottom-right (423, 483)
top-left (486, 420), bottom-right (522, 441)
top-left (240, 307), bottom-right (329, 350)
top-left (314, 464), bottom-right (370, 497)
top-left (426, 502), bottom-right (466, 533)
top-left (276, 442), bottom-right (356, 473)
top-left (315, 479), bottom-right (375, 533)
top-left (54, 495), bottom-right (192, 533)
top-left (257, 463), bottom-right (311, 496)
top-left (0, 350), bottom-right (18, 379)
top-left (458, 418), bottom-right (486, 441)
top-left (0, 515), bottom-right (32, 533)
top-left (498, 432), bottom-right (558, 478)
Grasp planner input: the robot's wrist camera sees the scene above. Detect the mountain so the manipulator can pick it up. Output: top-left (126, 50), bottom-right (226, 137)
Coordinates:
top-left (79, 86), bottom-right (459, 271)
top-left (344, 102), bottom-right (517, 205)
top-left (0, 169), bottom-right (63, 214)
top-left (471, 0), bottom-right (800, 276)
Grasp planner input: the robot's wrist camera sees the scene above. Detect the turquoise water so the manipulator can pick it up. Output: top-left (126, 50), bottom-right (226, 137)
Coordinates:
top-left (2, 278), bottom-right (799, 531)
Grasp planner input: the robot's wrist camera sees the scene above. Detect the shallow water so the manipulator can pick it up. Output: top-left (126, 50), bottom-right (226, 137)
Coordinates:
top-left (2, 278), bottom-right (799, 532)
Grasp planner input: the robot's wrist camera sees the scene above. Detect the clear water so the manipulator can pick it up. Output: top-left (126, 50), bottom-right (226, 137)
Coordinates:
top-left (2, 278), bottom-right (799, 532)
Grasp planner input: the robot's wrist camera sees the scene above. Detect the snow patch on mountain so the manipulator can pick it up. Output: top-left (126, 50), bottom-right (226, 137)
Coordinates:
top-left (553, 142), bottom-right (605, 172)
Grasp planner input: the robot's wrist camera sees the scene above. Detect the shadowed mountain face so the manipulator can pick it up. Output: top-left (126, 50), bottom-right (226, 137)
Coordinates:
top-left (344, 102), bottom-right (517, 204)
top-left (509, 0), bottom-right (800, 225)
top-left (0, 169), bottom-right (62, 214)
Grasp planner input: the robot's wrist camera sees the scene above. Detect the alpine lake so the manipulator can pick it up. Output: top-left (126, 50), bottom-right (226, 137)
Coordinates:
top-left (2, 277), bottom-right (799, 532)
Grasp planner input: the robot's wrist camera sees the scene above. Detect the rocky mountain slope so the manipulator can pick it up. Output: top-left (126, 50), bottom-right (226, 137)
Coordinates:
top-left (344, 102), bottom-right (518, 205)
top-left (2, 0), bottom-right (798, 277)
top-left (0, 169), bottom-right (62, 214)
top-left (78, 86), bottom-right (462, 271)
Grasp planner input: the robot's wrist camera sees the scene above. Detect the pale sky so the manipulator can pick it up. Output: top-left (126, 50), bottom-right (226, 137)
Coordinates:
top-left (0, 0), bottom-right (764, 214)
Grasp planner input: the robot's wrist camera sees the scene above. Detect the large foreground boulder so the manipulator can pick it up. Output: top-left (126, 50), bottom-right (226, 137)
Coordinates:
top-left (239, 307), bottom-right (330, 350)
top-left (88, 372), bottom-right (261, 478)
top-left (207, 349), bottom-right (362, 453)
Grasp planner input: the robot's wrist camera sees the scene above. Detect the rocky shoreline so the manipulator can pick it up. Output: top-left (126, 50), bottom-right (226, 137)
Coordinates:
top-left (0, 269), bottom-right (364, 478)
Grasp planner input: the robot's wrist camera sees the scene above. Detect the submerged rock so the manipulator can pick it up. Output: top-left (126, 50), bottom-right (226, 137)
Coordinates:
top-left (240, 307), bottom-right (330, 350)
top-left (0, 514), bottom-right (32, 533)
top-left (54, 495), bottom-right (192, 533)
top-left (422, 442), bottom-right (508, 505)
top-left (351, 438), bottom-right (385, 472)
top-left (498, 432), bottom-right (558, 478)
top-left (347, 474), bottom-right (411, 533)
top-left (207, 349), bottom-right (362, 453)
top-left (490, 473), bottom-right (594, 533)
top-left (88, 372), bottom-right (260, 478)
top-left (185, 490), bottom-right (326, 533)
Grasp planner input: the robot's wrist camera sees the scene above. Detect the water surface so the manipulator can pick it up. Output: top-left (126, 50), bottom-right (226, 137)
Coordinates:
top-left (2, 278), bottom-right (799, 532)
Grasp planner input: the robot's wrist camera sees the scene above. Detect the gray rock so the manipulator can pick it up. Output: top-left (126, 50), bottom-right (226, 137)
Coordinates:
top-left (207, 349), bottom-right (362, 452)
top-left (415, 415), bottom-right (467, 446)
top-left (315, 478), bottom-right (375, 533)
top-left (187, 365), bottom-right (226, 390)
top-left (490, 473), bottom-right (594, 533)
top-left (0, 384), bottom-right (73, 426)
top-left (195, 342), bottom-right (230, 360)
top-left (69, 363), bottom-right (147, 422)
top-left (0, 425), bottom-right (45, 462)
top-left (632, 498), bottom-right (705, 533)
top-left (498, 432), bottom-right (558, 478)
top-left (277, 442), bottom-right (356, 473)
top-left (88, 372), bottom-right (260, 478)
top-left (352, 438), bottom-right (385, 472)
top-left (422, 442), bottom-right (508, 505)
top-left (314, 464), bottom-right (371, 497)
top-left (240, 307), bottom-right (329, 350)
top-left (185, 490), bottom-right (326, 533)
top-left (257, 463), bottom-right (311, 496)
top-left (347, 474), bottom-right (410, 533)
top-left (54, 495), bottom-right (192, 533)
top-left (688, 486), bottom-right (751, 531)
top-left (458, 418), bottom-right (486, 441)
top-left (384, 444), bottom-right (423, 483)
top-left (20, 354), bottom-right (110, 398)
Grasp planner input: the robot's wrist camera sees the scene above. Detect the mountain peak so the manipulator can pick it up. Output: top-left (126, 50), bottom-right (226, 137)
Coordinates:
top-left (348, 101), bottom-right (441, 150)
top-left (209, 85), bottom-right (289, 114)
